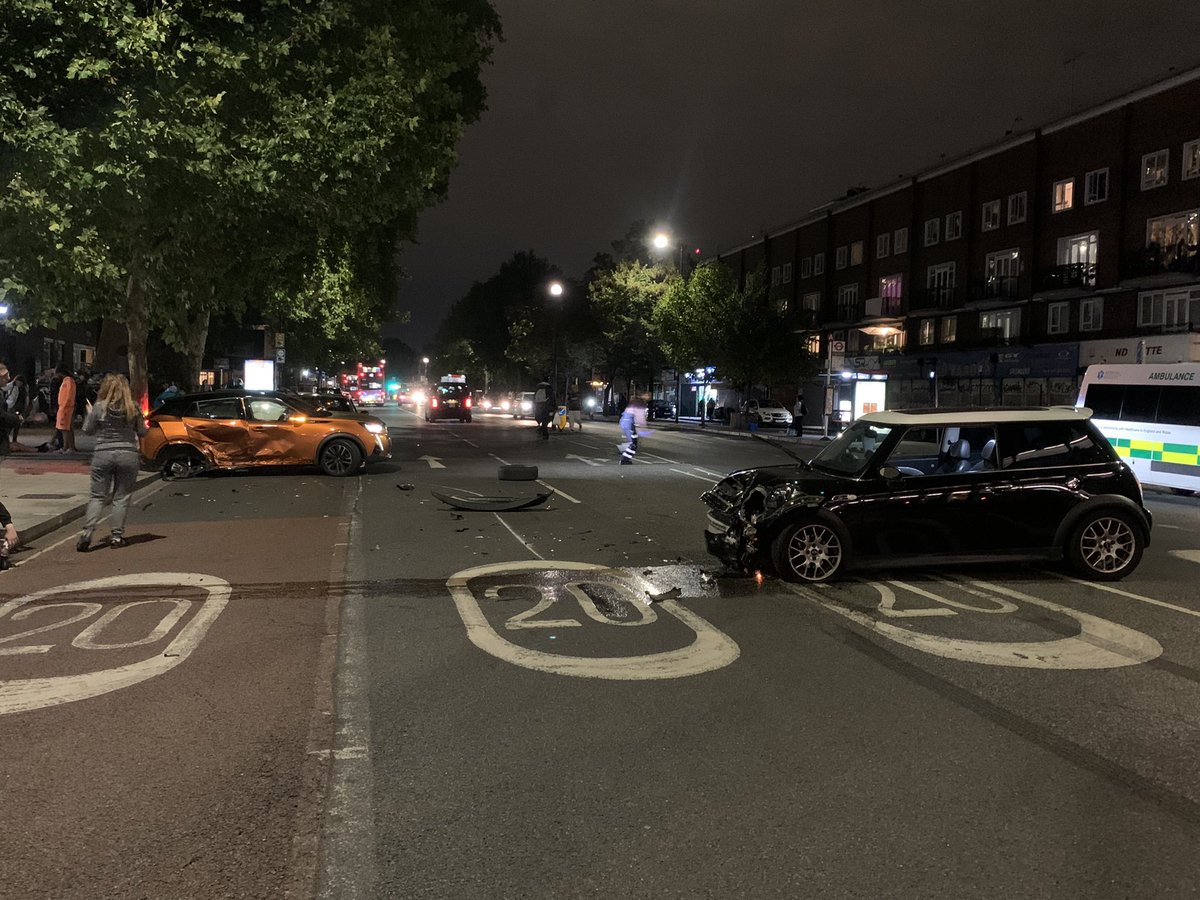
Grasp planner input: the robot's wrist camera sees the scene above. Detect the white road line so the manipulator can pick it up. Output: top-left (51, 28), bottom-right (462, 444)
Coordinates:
top-left (461, 439), bottom-right (480, 449)
top-left (536, 480), bottom-right (581, 504)
top-left (493, 513), bottom-right (544, 559)
top-left (1158, 524), bottom-right (1184, 530)
top-left (671, 468), bottom-right (715, 483)
top-left (1053, 572), bottom-right (1200, 619)
top-left (691, 467), bottom-right (727, 479)
top-left (489, 453), bottom-right (511, 466)
top-left (636, 450), bottom-right (681, 464)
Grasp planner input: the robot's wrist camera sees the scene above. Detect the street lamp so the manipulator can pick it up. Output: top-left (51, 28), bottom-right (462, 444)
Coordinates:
top-left (420, 356), bottom-right (430, 382)
top-left (547, 281), bottom-right (565, 397)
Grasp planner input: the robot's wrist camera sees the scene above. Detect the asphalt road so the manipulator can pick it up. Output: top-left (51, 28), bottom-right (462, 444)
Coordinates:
top-left (3, 406), bottom-right (1200, 898)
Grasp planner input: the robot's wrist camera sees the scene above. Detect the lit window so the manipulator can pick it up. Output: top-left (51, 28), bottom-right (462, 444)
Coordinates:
top-left (945, 211), bottom-right (962, 241)
top-left (923, 218), bottom-right (940, 246)
top-left (850, 241), bottom-right (864, 266)
top-left (1080, 298), bottom-right (1103, 332)
top-left (941, 316), bottom-right (957, 343)
top-left (1138, 287), bottom-right (1200, 329)
top-left (1146, 210), bottom-right (1199, 257)
top-left (777, 297), bottom-right (789, 314)
top-left (782, 263), bottom-right (792, 284)
top-left (835, 246), bottom-right (848, 270)
top-left (876, 233), bottom-right (890, 258)
top-left (837, 283), bottom-right (859, 320)
top-left (1008, 191), bottom-right (1027, 224)
top-left (1047, 302), bottom-right (1069, 335)
top-left (880, 274), bottom-right (903, 316)
top-left (1085, 168), bottom-right (1109, 205)
top-left (981, 200), bottom-right (1001, 231)
top-left (1142, 149), bottom-right (1169, 190)
top-left (802, 291), bottom-right (820, 312)
top-left (893, 227), bottom-right (908, 254)
top-left (814, 252), bottom-right (825, 275)
top-left (1053, 178), bottom-right (1074, 212)
top-left (919, 319), bottom-right (935, 345)
top-left (1185, 139), bottom-right (1200, 180)
top-left (980, 309), bottom-right (1020, 340)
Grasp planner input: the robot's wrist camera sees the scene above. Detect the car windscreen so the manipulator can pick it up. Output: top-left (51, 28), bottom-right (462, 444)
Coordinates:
top-left (808, 420), bottom-right (892, 476)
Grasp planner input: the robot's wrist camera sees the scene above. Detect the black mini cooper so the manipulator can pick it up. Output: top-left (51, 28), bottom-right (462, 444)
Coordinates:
top-left (702, 407), bottom-right (1152, 583)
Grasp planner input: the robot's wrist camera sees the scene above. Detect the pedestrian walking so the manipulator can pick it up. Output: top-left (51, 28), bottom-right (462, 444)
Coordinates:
top-left (791, 395), bottom-right (807, 436)
top-left (567, 379), bottom-right (583, 431)
top-left (0, 364), bottom-right (22, 456)
top-left (55, 364), bottom-right (77, 453)
top-left (4, 374), bottom-right (28, 447)
top-left (705, 397), bottom-right (716, 421)
top-left (619, 392), bottom-right (648, 465)
top-left (77, 374), bottom-right (148, 552)
top-left (533, 377), bottom-right (554, 440)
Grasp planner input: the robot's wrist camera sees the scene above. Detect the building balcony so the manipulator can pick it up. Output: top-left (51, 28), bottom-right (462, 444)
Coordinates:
top-left (1039, 262), bottom-right (1096, 291)
top-left (971, 275), bottom-right (1022, 302)
top-left (1124, 246), bottom-right (1200, 279)
top-left (911, 286), bottom-right (959, 310)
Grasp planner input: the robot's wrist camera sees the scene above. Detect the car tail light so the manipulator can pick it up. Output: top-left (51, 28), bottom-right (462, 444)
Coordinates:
top-left (465, 397), bottom-right (472, 408)
top-left (430, 397), bottom-right (439, 408)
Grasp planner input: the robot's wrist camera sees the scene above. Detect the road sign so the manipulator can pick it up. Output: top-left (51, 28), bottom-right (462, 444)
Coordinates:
top-left (275, 348), bottom-right (286, 364)
top-left (274, 332), bottom-right (285, 348)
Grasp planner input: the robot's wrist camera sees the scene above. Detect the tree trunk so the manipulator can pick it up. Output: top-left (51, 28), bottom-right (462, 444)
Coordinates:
top-left (125, 274), bottom-right (151, 412)
top-left (182, 308), bottom-right (211, 391)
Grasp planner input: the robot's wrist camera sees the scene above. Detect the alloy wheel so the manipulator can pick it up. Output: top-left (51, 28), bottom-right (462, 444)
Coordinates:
top-left (785, 524), bottom-right (843, 582)
top-left (1079, 516), bottom-right (1137, 574)
top-left (322, 441), bottom-right (355, 475)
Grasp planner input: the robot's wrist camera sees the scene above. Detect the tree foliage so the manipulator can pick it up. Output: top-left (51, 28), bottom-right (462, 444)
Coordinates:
top-left (0, 1), bottom-right (499, 400)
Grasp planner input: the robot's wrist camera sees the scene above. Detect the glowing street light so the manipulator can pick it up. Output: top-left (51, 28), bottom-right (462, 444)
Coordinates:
top-left (652, 232), bottom-right (670, 250)
top-left (548, 280), bottom-right (564, 297)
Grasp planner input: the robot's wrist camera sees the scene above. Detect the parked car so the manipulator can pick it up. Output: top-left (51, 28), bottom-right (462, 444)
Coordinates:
top-left (143, 390), bottom-right (391, 478)
top-left (648, 399), bottom-right (676, 420)
top-left (740, 399), bottom-right (792, 428)
top-left (702, 407), bottom-right (1152, 583)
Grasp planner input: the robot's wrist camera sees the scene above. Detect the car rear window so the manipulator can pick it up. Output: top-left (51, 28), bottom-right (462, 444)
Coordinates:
top-left (997, 422), bottom-right (1110, 469)
top-left (437, 384), bottom-right (469, 398)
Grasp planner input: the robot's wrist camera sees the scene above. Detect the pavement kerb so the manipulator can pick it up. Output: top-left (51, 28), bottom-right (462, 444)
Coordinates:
top-left (19, 470), bottom-right (161, 545)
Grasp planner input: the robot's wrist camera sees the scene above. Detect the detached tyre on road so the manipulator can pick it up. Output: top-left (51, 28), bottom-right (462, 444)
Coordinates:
top-left (1065, 509), bottom-right (1144, 581)
top-left (318, 438), bottom-right (362, 477)
top-left (770, 519), bottom-right (848, 583)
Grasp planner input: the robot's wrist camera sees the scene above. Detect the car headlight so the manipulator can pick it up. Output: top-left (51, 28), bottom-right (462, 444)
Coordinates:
top-left (585, 397), bottom-right (596, 408)
top-left (364, 421), bottom-right (385, 434)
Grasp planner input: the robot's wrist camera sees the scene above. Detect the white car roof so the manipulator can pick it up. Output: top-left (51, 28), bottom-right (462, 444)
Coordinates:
top-left (860, 406), bottom-right (1091, 426)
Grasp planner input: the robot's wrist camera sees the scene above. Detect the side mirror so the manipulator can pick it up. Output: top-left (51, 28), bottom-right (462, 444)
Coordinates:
top-left (878, 465), bottom-right (902, 481)
top-left (288, 415), bottom-right (308, 425)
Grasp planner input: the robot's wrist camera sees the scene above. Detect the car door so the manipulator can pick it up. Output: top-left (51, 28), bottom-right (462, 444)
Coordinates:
top-left (851, 424), bottom-right (1005, 559)
top-left (183, 397), bottom-right (250, 465)
top-left (244, 396), bottom-right (306, 464)
top-left (985, 422), bottom-right (1115, 551)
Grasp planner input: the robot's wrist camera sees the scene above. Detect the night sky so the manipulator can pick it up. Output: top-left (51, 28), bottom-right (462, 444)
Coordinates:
top-left (387, 1), bottom-right (1200, 354)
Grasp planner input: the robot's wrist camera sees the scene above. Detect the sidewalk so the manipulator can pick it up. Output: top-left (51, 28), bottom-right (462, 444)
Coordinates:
top-left (0, 425), bottom-right (158, 546)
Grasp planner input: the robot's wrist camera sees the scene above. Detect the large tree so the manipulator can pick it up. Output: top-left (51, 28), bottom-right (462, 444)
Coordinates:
top-left (0, 1), bottom-right (499, 403)
top-left (587, 260), bottom-right (673, 389)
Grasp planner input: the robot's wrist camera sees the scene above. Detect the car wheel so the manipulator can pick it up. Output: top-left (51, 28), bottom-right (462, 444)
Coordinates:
top-left (771, 521), bottom-right (846, 583)
top-left (464, 416), bottom-right (472, 423)
top-left (318, 438), bottom-right (362, 477)
top-left (159, 446), bottom-right (206, 480)
top-left (1066, 510), bottom-right (1144, 581)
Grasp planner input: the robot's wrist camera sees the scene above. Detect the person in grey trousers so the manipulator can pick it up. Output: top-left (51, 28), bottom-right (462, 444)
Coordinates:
top-left (77, 374), bottom-right (148, 551)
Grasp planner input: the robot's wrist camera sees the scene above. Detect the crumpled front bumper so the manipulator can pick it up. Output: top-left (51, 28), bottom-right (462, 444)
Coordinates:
top-left (703, 510), bottom-right (763, 571)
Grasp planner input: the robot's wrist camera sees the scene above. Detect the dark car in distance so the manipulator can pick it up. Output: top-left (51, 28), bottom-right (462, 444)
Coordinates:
top-left (425, 381), bottom-right (473, 422)
top-left (647, 399), bottom-right (676, 420)
top-left (702, 407), bottom-right (1152, 583)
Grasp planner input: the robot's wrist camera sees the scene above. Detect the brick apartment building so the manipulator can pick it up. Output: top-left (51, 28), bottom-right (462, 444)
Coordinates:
top-left (717, 66), bottom-right (1200, 425)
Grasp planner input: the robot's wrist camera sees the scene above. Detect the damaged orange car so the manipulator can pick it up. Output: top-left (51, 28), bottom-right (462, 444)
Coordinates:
top-left (142, 390), bottom-right (391, 478)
